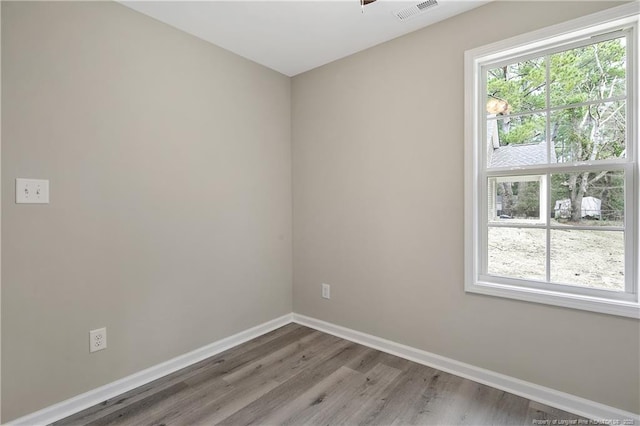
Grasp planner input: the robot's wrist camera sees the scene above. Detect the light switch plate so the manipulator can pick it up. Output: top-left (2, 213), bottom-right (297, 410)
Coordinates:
top-left (16, 178), bottom-right (49, 204)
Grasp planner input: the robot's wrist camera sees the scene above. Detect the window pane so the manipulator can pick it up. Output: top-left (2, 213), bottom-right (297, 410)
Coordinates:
top-left (488, 227), bottom-right (546, 281)
top-left (488, 176), bottom-right (543, 223)
top-left (550, 37), bottom-right (626, 106)
top-left (550, 230), bottom-right (624, 291)
top-left (486, 58), bottom-right (546, 115)
top-left (487, 113), bottom-right (547, 168)
top-left (551, 170), bottom-right (624, 226)
top-left (551, 101), bottom-right (626, 163)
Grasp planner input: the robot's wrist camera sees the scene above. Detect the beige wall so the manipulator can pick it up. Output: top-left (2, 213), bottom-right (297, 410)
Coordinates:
top-left (1, 1), bottom-right (291, 421)
top-left (3, 0), bottom-right (639, 422)
top-left (292, 1), bottom-right (639, 415)
top-left (0, 1), bottom-right (3, 421)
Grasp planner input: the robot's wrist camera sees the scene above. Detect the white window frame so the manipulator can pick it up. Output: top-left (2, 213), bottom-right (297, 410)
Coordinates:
top-left (464, 4), bottom-right (640, 319)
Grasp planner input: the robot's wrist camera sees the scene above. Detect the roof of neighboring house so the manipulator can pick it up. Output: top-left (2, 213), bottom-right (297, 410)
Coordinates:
top-left (490, 142), bottom-right (556, 168)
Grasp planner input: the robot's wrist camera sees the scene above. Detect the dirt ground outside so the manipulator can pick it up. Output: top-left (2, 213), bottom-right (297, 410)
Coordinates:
top-left (487, 224), bottom-right (624, 291)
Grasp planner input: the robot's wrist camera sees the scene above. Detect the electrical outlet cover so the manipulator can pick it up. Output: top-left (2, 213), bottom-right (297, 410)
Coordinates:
top-left (322, 283), bottom-right (330, 299)
top-left (89, 327), bottom-right (107, 353)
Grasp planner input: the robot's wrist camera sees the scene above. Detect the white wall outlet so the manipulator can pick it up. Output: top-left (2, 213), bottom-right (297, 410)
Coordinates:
top-left (89, 327), bottom-right (107, 353)
top-left (16, 178), bottom-right (50, 204)
top-left (322, 283), bottom-right (330, 299)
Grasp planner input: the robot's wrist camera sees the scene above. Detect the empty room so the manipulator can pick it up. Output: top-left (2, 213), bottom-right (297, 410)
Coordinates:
top-left (1, 0), bottom-right (639, 424)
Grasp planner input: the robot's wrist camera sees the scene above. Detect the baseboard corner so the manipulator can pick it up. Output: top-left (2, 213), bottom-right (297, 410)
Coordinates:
top-left (291, 312), bottom-right (639, 423)
top-left (8, 313), bottom-right (294, 426)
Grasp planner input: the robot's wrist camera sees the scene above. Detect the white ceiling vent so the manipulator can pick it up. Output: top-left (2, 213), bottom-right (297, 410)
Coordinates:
top-left (394, 0), bottom-right (438, 21)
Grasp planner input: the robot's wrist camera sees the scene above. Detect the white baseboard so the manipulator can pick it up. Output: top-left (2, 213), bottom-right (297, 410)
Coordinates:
top-left (8, 313), bottom-right (293, 426)
top-left (292, 313), bottom-right (640, 423)
top-left (10, 312), bottom-right (639, 425)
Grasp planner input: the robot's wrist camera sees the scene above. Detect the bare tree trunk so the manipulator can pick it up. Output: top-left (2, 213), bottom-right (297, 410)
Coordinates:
top-left (600, 174), bottom-right (610, 220)
top-left (570, 172), bottom-right (590, 222)
top-left (501, 182), bottom-right (514, 216)
top-left (515, 181), bottom-right (526, 217)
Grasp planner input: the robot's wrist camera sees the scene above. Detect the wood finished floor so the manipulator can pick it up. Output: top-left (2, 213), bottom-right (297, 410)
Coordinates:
top-left (54, 324), bottom-right (585, 426)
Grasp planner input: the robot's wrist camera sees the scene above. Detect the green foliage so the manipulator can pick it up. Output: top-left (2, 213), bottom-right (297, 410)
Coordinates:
top-left (487, 36), bottom-right (627, 222)
top-left (550, 39), bottom-right (626, 106)
top-left (551, 171), bottom-right (625, 222)
top-left (553, 102), bottom-right (625, 162)
top-left (487, 58), bottom-right (546, 113)
top-left (496, 114), bottom-right (545, 146)
top-left (551, 173), bottom-right (569, 201)
top-left (513, 181), bottom-right (540, 218)
top-left (586, 171), bottom-right (625, 221)
top-left (486, 37), bottom-right (626, 157)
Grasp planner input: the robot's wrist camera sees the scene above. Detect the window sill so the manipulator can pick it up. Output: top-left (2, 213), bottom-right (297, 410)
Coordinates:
top-left (465, 280), bottom-right (640, 319)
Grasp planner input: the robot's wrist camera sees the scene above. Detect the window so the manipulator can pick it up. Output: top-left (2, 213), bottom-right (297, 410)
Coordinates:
top-left (464, 4), bottom-right (639, 318)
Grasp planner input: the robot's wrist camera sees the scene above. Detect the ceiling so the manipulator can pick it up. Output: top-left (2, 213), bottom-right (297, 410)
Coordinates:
top-left (121, 0), bottom-right (490, 76)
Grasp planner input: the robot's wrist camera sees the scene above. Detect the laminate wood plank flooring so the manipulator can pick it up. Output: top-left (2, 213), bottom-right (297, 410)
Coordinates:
top-left (54, 324), bottom-right (586, 426)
